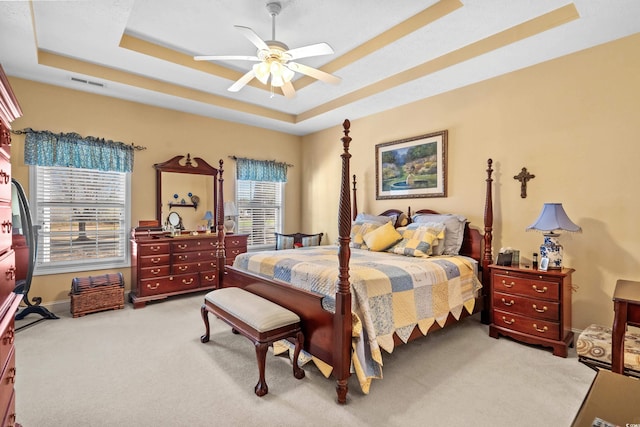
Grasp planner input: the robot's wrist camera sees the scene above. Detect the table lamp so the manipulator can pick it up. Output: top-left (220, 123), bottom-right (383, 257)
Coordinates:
top-left (202, 210), bottom-right (213, 230)
top-left (526, 203), bottom-right (581, 269)
top-left (224, 201), bottom-right (237, 234)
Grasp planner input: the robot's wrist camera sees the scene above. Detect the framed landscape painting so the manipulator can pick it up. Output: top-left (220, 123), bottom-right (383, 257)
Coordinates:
top-left (375, 130), bottom-right (447, 199)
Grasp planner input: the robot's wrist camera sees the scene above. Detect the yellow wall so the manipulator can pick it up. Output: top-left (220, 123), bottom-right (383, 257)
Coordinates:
top-left (9, 79), bottom-right (302, 304)
top-left (301, 32), bottom-right (640, 331)
top-left (9, 32), bottom-right (640, 331)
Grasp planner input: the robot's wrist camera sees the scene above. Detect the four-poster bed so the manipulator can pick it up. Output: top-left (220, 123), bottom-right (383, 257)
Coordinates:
top-left (212, 119), bottom-right (494, 403)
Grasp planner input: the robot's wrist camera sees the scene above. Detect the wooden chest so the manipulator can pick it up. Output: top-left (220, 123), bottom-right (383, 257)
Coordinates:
top-left (70, 273), bottom-right (125, 317)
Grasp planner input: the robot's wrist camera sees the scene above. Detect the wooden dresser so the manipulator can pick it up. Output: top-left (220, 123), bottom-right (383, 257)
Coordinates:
top-left (0, 64), bottom-right (23, 426)
top-left (130, 233), bottom-right (247, 308)
top-left (489, 264), bottom-right (574, 357)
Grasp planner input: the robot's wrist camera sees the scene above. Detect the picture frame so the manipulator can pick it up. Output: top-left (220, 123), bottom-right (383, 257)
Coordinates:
top-left (375, 130), bottom-right (447, 200)
top-left (539, 257), bottom-right (549, 272)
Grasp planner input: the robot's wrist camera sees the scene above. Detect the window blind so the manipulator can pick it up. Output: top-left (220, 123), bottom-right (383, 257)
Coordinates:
top-left (31, 166), bottom-right (130, 274)
top-left (236, 180), bottom-right (284, 247)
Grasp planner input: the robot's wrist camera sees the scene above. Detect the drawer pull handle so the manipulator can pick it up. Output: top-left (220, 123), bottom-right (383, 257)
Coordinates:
top-left (182, 278), bottom-right (194, 285)
top-left (150, 268), bottom-right (160, 275)
top-left (178, 266), bottom-right (188, 271)
top-left (501, 316), bottom-right (515, 325)
top-left (178, 244), bottom-right (188, 249)
top-left (532, 304), bottom-right (548, 313)
top-left (147, 283), bottom-right (160, 290)
top-left (533, 324), bottom-right (548, 333)
top-left (501, 298), bottom-right (515, 306)
top-left (204, 275), bottom-right (215, 281)
top-left (151, 257), bottom-right (161, 264)
top-left (501, 280), bottom-right (515, 288)
top-left (150, 246), bottom-right (161, 251)
top-left (532, 285), bottom-right (548, 293)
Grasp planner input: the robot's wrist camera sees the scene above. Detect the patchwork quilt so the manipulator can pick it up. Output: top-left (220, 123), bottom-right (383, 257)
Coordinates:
top-left (233, 246), bottom-right (482, 393)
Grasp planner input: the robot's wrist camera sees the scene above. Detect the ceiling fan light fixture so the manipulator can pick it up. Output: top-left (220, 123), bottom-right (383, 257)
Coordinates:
top-left (253, 62), bottom-right (270, 84)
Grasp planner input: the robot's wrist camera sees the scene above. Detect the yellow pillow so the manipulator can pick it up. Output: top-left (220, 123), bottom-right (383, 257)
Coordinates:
top-left (350, 222), bottom-right (381, 250)
top-left (363, 221), bottom-right (402, 252)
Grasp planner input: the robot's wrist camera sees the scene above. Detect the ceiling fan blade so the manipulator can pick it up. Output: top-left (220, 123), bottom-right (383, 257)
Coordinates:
top-left (287, 62), bottom-right (341, 85)
top-left (194, 55), bottom-right (260, 62)
top-left (234, 25), bottom-right (270, 52)
top-left (285, 42), bottom-right (334, 60)
top-left (228, 69), bottom-right (256, 92)
top-left (280, 81), bottom-right (296, 99)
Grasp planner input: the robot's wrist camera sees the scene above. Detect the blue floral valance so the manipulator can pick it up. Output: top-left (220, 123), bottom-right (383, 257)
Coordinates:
top-left (236, 157), bottom-right (289, 182)
top-left (22, 128), bottom-right (140, 173)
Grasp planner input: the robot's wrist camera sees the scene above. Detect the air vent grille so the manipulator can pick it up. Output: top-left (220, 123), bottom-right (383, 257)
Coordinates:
top-left (70, 77), bottom-right (105, 88)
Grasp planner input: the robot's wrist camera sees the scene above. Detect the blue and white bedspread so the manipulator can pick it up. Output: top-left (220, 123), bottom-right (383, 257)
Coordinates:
top-left (233, 245), bottom-right (482, 393)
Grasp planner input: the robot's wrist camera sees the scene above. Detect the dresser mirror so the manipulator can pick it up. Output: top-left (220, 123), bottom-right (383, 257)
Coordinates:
top-left (155, 154), bottom-right (218, 231)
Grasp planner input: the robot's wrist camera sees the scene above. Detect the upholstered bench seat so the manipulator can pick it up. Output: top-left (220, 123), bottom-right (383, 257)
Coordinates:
top-left (576, 324), bottom-right (640, 377)
top-left (201, 287), bottom-right (305, 396)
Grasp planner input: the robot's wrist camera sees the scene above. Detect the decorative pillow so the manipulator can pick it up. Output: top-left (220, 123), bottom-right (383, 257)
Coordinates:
top-left (354, 212), bottom-right (395, 225)
top-left (388, 222), bottom-right (446, 257)
top-left (362, 221), bottom-right (403, 252)
top-left (275, 233), bottom-right (295, 250)
top-left (412, 214), bottom-right (466, 255)
top-left (301, 233), bottom-right (322, 247)
top-left (350, 222), bottom-right (381, 250)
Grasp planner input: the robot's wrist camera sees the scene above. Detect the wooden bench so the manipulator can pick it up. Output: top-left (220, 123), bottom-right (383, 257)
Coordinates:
top-left (200, 287), bottom-right (305, 396)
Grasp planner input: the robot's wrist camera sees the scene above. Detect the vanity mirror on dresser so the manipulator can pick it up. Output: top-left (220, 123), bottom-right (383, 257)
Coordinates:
top-left (130, 154), bottom-right (247, 308)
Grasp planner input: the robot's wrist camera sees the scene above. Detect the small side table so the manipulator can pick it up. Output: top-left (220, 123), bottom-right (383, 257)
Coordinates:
top-left (611, 279), bottom-right (640, 374)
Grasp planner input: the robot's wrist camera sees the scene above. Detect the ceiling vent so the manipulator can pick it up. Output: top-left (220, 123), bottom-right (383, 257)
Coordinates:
top-left (70, 77), bottom-right (105, 88)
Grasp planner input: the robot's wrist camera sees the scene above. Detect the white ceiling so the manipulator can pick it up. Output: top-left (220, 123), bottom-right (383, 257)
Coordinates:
top-left (1, 0), bottom-right (639, 136)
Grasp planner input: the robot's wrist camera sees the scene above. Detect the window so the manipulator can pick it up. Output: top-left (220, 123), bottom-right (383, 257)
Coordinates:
top-left (236, 180), bottom-right (284, 249)
top-left (29, 166), bottom-right (131, 275)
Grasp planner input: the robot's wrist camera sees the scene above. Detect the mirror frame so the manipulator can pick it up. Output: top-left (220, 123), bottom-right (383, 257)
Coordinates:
top-left (154, 154), bottom-right (218, 228)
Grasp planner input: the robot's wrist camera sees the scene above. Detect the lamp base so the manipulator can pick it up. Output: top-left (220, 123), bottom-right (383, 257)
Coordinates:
top-left (540, 233), bottom-right (563, 269)
top-left (224, 219), bottom-right (235, 234)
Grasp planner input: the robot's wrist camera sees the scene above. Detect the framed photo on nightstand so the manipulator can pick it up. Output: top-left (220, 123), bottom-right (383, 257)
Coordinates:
top-left (539, 257), bottom-right (549, 272)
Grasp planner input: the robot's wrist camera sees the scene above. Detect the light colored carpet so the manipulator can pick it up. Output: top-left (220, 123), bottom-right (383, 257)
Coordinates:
top-left (15, 294), bottom-right (595, 426)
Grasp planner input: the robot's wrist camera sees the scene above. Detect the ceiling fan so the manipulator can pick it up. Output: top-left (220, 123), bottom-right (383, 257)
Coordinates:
top-left (194, 1), bottom-right (340, 98)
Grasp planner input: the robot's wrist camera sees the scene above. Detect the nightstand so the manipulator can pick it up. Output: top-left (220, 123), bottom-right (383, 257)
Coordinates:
top-left (489, 264), bottom-right (574, 357)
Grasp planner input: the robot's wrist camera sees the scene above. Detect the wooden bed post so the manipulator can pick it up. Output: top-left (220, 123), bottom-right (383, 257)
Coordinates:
top-left (216, 159), bottom-right (226, 288)
top-left (351, 174), bottom-right (358, 221)
top-left (481, 158), bottom-right (494, 324)
top-left (334, 119), bottom-right (353, 404)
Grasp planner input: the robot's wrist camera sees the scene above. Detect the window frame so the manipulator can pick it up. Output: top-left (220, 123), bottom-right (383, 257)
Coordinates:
top-left (28, 165), bottom-right (131, 275)
top-left (235, 179), bottom-right (285, 250)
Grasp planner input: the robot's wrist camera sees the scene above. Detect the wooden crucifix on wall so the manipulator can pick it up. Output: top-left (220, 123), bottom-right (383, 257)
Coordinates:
top-left (514, 167), bottom-right (535, 198)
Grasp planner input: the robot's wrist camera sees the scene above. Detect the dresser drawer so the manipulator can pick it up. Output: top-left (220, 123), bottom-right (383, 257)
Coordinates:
top-left (172, 250), bottom-right (216, 264)
top-left (493, 309), bottom-right (560, 340)
top-left (493, 272), bottom-right (560, 301)
top-left (140, 265), bottom-right (170, 278)
top-left (493, 291), bottom-right (560, 321)
top-left (200, 270), bottom-right (217, 287)
top-left (139, 273), bottom-right (200, 296)
top-left (172, 261), bottom-right (202, 275)
top-left (225, 235), bottom-right (247, 249)
top-left (139, 254), bottom-right (171, 268)
top-left (0, 250), bottom-right (14, 302)
top-left (0, 157), bottom-right (10, 204)
top-left (0, 205), bottom-right (12, 255)
top-left (138, 242), bottom-right (170, 256)
top-left (0, 348), bottom-right (15, 416)
top-left (0, 314), bottom-right (14, 377)
top-left (172, 238), bottom-right (216, 253)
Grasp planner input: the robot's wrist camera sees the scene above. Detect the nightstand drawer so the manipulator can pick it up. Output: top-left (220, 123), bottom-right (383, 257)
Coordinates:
top-left (493, 291), bottom-right (560, 321)
top-left (493, 273), bottom-right (560, 301)
top-left (494, 309), bottom-right (560, 340)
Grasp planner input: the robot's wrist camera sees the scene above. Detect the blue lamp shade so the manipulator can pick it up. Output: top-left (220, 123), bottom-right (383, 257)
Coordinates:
top-left (202, 211), bottom-right (214, 229)
top-left (526, 203), bottom-right (581, 269)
